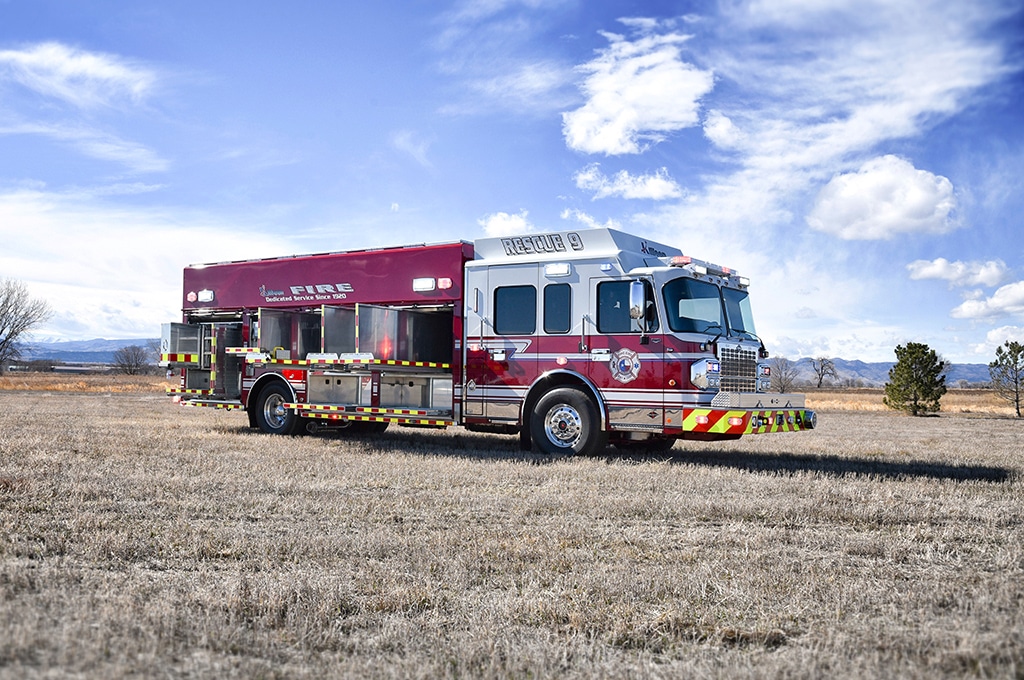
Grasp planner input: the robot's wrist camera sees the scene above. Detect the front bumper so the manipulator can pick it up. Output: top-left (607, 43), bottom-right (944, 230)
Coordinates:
top-left (680, 392), bottom-right (815, 437)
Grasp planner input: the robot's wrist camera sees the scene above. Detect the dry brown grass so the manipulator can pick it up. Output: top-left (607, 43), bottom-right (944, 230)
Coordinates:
top-left (0, 373), bottom-right (173, 394)
top-left (1, 379), bottom-right (1022, 678)
top-left (807, 388), bottom-right (1014, 416)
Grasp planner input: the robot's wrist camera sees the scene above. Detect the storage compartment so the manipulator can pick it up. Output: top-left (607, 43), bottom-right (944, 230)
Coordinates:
top-left (357, 305), bottom-right (452, 364)
top-left (322, 306), bottom-right (357, 355)
top-left (212, 323), bottom-right (243, 398)
top-left (161, 323), bottom-right (203, 357)
top-left (379, 375), bottom-right (431, 409)
top-left (258, 309), bottom-right (320, 359)
top-left (258, 310), bottom-right (291, 354)
top-left (430, 378), bottom-right (453, 409)
top-left (186, 369), bottom-right (211, 391)
top-left (307, 373), bottom-right (361, 404)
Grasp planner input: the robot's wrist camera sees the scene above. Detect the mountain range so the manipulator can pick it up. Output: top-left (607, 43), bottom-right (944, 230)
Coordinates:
top-left (15, 339), bottom-right (994, 386)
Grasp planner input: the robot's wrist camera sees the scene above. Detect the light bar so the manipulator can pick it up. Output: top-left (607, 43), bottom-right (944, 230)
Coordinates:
top-left (670, 254), bottom-right (737, 279)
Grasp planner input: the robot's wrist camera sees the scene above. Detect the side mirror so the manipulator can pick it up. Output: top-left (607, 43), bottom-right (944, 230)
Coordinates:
top-left (629, 280), bottom-right (647, 332)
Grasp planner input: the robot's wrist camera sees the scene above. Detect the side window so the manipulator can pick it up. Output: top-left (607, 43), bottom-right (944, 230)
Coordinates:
top-left (543, 284), bottom-right (571, 334)
top-left (597, 281), bottom-right (631, 333)
top-left (598, 281), bottom-right (658, 333)
top-left (494, 285), bottom-right (536, 335)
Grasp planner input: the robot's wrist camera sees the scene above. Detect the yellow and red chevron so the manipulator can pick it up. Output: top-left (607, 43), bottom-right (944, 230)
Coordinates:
top-left (683, 409), bottom-right (749, 435)
top-left (166, 387), bottom-right (212, 395)
top-left (161, 353), bottom-right (199, 363)
top-left (305, 412), bottom-right (452, 427)
top-left (181, 401), bottom-right (244, 411)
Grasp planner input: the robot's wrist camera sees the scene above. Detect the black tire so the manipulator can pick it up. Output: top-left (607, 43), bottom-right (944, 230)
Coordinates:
top-left (254, 382), bottom-right (302, 435)
top-left (530, 387), bottom-right (606, 456)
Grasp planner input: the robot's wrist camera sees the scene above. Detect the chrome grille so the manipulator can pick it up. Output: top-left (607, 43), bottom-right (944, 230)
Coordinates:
top-left (718, 343), bottom-right (757, 392)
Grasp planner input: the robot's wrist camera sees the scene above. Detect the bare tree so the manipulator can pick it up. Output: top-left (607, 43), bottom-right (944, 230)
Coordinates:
top-left (0, 278), bottom-right (53, 373)
top-left (113, 345), bottom-right (151, 375)
top-left (811, 356), bottom-right (838, 388)
top-left (770, 356), bottom-right (799, 393)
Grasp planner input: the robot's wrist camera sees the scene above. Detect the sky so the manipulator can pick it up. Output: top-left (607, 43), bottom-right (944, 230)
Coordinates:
top-left (0, 0), bottom-right (1022, 363)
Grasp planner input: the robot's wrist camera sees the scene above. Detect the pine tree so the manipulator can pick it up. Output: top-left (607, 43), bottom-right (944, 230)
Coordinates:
top-left (883, 342), bottom-right (947, 416)
top-left (989, 340), bottom-right (1024, 418)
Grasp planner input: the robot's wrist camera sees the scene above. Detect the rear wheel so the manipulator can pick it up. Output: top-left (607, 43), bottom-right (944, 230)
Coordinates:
top-left (254, 383), bottom-right (302, 435)
top-left (530, 387), bottom-right (606, 456)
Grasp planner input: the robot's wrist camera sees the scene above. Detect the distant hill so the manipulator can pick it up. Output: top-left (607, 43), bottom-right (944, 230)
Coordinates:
top-left (17, 339), bottom-right (158, 365)
top-left (789, 357), bottom-right (991, 388)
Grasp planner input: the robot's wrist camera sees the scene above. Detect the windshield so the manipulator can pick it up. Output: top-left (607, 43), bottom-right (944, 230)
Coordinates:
top-left (662, 277), bottom-right (724, 333)
top-left (662, 277), bottom-right (757, 338)
top-left (723, 287), bottom-right (757, 338)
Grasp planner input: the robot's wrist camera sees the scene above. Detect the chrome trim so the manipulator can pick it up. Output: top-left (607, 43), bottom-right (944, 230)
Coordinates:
top-left (527, 369), bottom-right (608, 430)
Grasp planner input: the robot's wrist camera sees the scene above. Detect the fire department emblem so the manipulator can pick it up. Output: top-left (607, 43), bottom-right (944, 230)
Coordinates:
top-left (609, 348), bottom-right (641, 384)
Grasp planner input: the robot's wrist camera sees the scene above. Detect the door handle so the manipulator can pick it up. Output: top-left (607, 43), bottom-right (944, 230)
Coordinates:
top-left (590, 348), bottom-right (610, 357)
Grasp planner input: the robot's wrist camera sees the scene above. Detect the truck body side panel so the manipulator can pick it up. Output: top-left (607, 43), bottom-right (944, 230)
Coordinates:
top-left (182, 242), bottom-right (473, 312)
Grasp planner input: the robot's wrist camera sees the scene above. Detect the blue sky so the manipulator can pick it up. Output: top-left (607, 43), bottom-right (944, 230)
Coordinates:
top-left (0, 0), bottom-right (1021, 363)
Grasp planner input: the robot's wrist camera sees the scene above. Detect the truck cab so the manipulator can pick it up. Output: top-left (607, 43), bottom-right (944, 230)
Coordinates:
top-left (463, 229), bottom-right (812, 455)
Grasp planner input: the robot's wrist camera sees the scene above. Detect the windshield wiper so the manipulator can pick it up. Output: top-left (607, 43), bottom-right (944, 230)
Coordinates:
top-left (699, 323), bottom-right (725, 347)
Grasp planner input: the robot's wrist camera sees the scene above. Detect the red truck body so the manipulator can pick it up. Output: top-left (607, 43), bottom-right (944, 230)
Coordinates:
top-left (162, 229), bottom-right (815, 454)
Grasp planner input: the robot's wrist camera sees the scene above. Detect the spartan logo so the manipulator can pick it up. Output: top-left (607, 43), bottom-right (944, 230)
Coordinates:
top-left (609, 348), bottom-right (641, 384)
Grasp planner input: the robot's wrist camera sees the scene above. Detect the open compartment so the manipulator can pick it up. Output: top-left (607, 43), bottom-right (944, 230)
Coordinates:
top-left (161, 322), bottom-right (203, 363)
top-left (258, 309), bottom-right (320, 360)
top-left (322, 306), bottom-right (357, 355)
top-left (357, 305), bottom-right (452, 364)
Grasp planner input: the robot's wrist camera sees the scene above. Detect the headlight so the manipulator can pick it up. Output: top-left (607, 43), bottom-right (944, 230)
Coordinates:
top-left (691, 358), bottom-right (721, 390)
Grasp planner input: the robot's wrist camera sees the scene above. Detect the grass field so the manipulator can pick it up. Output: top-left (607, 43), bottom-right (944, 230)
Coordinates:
top-left (1, 376), bottom-right (1021, 678)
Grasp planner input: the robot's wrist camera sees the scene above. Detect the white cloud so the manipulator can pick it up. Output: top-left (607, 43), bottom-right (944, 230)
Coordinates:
top-left (460, 60), bottom-right (575, 113)
top-left (806, 155), bottom-right (958, 239)
top-left (391, 130), bottom-right (434, 168)
top-left (562, 21), bottom-right (713, 155)
top-left (559, 208), bottom-right (621, 230)
top-left (0, 187), bottom-right (300, 340)
top-left (0, 121), bottom-right (168, 173)
top-left (951, 281), bottom-right (1024, 320)
top-left (478, 209), bottom-right (535, 236)
top-left (907, 257), bottom-right (1008, 288)
top-left (573, 163), bottom-right (682, 200)
top-left (0, 42), bottom-right (156, 109)
top-left (970, 326), bottom-right (1024, 357)
top-left (433, 1), bottom-right (576, 115)
top-left (702, 109), bottom-right (744, 150)
top-left (638, 1), bottom-right (1009, 239)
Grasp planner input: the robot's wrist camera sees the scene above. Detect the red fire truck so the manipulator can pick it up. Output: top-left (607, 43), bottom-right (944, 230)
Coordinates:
top-left (161, 228), bottom-right (815, 455)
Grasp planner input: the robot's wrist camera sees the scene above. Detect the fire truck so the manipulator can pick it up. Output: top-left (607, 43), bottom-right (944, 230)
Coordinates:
top-left (161, 228), bottom-right (815, 455)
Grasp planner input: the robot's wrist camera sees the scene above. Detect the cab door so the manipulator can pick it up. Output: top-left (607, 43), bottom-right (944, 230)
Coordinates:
top-left (586, 277), bottom-right (664, 430)
top-left (463, 263), bottom-right (538, 423)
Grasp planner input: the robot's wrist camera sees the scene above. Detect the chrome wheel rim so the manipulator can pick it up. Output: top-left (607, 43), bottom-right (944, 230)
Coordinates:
top-left (544, 404), bottom-right (582, 449)
top-left (263, 393), bottom-right (289, 430)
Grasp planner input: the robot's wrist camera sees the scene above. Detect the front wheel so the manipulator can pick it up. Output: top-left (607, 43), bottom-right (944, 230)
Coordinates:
top-left (254, 383), bottom-right (302, 435)
top-left (530, 387), bottom-right (606, 456)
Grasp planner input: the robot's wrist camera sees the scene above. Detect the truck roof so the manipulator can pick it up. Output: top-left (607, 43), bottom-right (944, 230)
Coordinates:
top-left (472, 228), bottom-right (682, 272)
